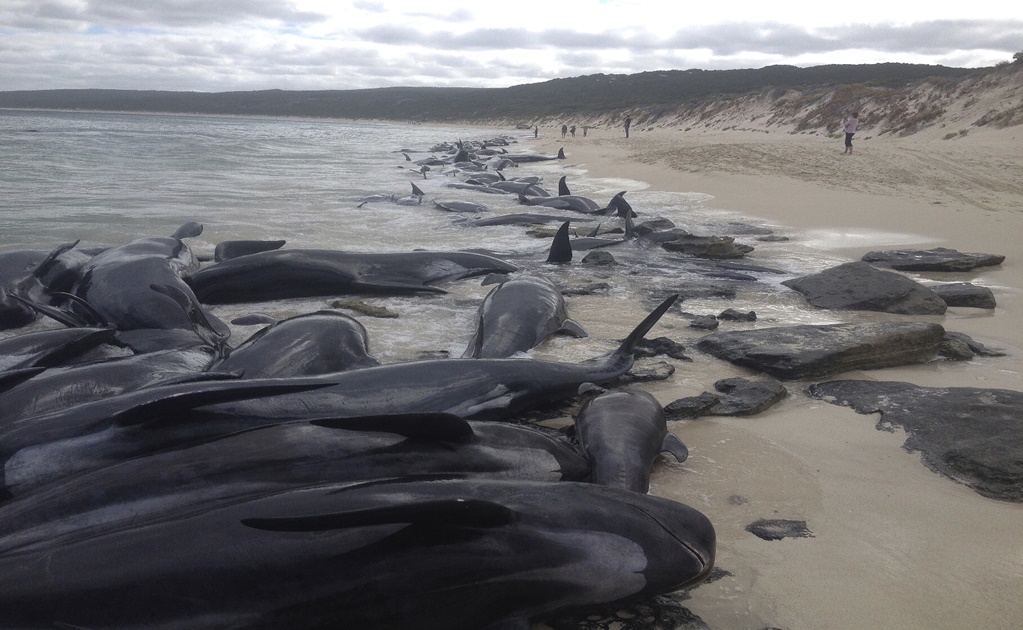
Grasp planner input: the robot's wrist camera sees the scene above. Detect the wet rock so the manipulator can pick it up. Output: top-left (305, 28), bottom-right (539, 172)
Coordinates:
top-left (560, 281), bottom-right (612, 296)
top-left (540, 593), bottom-right (709, 630)
top-left (781, 261), bottom-right (947, 315)
top-left (756, 234), bottom-right (790, 242)
top-left (686, 314), bottom-right (719, 330)
top-left (746, 519), bottom-right (815, 541)
top-left (708, 377), bottom-right (787, 416)
top-left (661, 234), bottom-right (755, 259)
top-left (938, 336), bottom-right (976, 360)
top-left (329, 298), bottom-right (399, 318)
top-left (634, 218), bottom-right (677, 233)
top-left (932, 282), bottom-right (996, 309)
top-left (614, 359), bottom-right (676, 385)
top-left (635, 336), bottom-right (692, 361)
top-left (696, 322), bottom-right (946, 380)
top-left (942, 331), bottom-right (1006, 357)
top-left (718, 308), bottom-right (757, 322)
top-left (807, 380), bottom-right (1023, 502)
top-left (581, 250), bottom-right (617, 266)
top-left (665, 392), bottom-right (721, 420)
top-left (666, 284), bottom-right (738, 300)
top-left (862, 247), bottom-right (1005, 272)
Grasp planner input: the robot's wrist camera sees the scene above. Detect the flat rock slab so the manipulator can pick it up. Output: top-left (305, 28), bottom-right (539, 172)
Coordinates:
top-left (781, 261), bottom-right (947, 315)
top-left (708, 377), bottom-right (788, 416)
top-left (932, 282), bottom-right (996, 309)
top-left (662, 235), bottom-right (754, 259)
top-left (696, 322), bottom-right (946, 380)
top-left (807, 380), bottom-right (1023, 502)
top-left (862, 247), bottom-right (1005, 272)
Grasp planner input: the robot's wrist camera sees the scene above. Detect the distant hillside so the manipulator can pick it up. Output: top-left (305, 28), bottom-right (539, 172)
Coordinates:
top-left (2, 62), bottom-right (1021, 136)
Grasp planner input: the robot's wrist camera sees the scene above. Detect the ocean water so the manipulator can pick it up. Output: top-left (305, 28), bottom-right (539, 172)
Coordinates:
top-left (1, 108), bottom-right (844, 362)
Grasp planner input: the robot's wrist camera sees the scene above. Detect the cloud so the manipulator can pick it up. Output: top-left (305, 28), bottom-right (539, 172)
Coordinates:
top-left (1, 2), bottom-right (1020, 93)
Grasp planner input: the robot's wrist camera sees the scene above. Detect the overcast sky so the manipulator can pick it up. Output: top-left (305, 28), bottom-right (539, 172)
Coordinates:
top-left (2, 1), bottom-right (1020, 92)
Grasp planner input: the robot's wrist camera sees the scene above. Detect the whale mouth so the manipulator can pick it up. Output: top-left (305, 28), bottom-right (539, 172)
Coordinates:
top-left (627, 502), bottom-right (716, 583)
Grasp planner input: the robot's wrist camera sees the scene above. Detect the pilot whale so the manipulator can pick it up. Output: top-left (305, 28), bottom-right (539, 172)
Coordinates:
top-left (0, 476), bottom-right (715, 630)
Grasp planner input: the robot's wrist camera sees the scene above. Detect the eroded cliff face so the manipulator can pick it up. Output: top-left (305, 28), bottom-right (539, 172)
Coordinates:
top-left (548, 64), bottom-right (1023, 138)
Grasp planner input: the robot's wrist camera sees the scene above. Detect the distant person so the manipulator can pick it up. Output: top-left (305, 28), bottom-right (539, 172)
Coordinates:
top-left (624, 115), bottom-right (632, 138)
top-left (534, 126), bottom-right (538, 138)
top-left (842, 112), bottom-right (860, 154)
top-left (570, 125), bottom-right (576, 137)
top-left (583, 126), bottom-right (588, 137)
top-left (561, 124), bottom-right (568, 138)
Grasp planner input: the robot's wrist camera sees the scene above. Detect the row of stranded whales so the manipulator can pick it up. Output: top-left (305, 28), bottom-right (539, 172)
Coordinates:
top-left (0, 414), bottom-right (591, 553)
top-left (0, 477), bottom-right (713, 630)
top-left (0, 294), bottom-right (678, 497)
top-left (0, 137), bottom-right (716, 627)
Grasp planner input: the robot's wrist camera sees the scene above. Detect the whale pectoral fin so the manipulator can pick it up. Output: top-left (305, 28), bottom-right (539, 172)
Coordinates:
top-left (661, 433), bottom-right (689, 463)
top-left (310, 413), bottom-right (474, 443)
top-left (558, 318), bottom-right (588, 338)
top-left (241, 498), bottom-right (515, 532)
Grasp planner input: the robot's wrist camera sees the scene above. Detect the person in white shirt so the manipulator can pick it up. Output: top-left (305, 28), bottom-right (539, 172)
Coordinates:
top-left (843, 112), bottom-right (860, 154)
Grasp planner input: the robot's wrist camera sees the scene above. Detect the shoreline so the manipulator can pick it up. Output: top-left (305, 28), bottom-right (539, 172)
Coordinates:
top-left (529, 127), bottom-right (1023, 629)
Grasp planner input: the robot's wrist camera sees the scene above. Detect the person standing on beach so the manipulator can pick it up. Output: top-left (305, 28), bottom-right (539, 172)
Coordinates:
top-left (534, 126), bottom-right (538, 138)
top-left (624, 115), bottom-right (632, 138)
top-left (570, 125), bottom-right (576, 137)
top-left (842, 112), bottom-right (860, 154)
top-left (561, 124), bottom-right (568, 138)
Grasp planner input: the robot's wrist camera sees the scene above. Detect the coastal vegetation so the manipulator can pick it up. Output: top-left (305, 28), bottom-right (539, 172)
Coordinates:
top-left (1, 62), bottom-right (1020, 137)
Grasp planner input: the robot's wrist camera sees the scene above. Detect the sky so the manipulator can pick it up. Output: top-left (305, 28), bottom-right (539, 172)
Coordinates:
top-left (1, 0), bottom-right (1020, 92)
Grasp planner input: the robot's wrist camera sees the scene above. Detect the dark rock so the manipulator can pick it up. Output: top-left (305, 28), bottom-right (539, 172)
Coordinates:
top-left (807, 380), bottom-right (1023, 502)
top-left (781, 261), bottom-right (947, 315)
top-left (746, 519), bottom-right (815, 541)
top-left (661, 234), bottom-right (755, 259)
top-left (560, 281), bottom-right (612, 297)
top-left (721, 221), bottom-right (775, 235)
top-left (696, 322), bottom-right (946, 380)
top-left (686, 314), bottom-right (720, 330)
top-left (938, 337), bottom-right (976, 360)
top-left (862, 247), bottom-right (1005, 271)
top-left (718, 308), bottom-right (757, 322)
top-left (707, 377), bottom-right (787, 416)
top-left (943, 331), bottom-right (1006, 357)
top-left (581, 250), bottom-right (616, 266)
top-left (634, 218), bottom-right (677, 232)
top-left (931, 282), bottom-right (996, 309)
top-left (542, 593), bottom-right (709, 630)
top-left (636, 336), bottom-right (692, 361)
top-left (329, 298), bottom-right (400, 318)
top-left (756, 235), bottom-right (790, 242)
top-left (667, 284), bottom-right (738, 300)
top-left (665, 392), bottom-right (721, 419)
top-left (613, 359), bottom-right (676, 385)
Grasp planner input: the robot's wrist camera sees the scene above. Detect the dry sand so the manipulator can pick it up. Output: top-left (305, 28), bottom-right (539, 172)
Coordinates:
top-left (530, 124), bottom-right (1023, 629)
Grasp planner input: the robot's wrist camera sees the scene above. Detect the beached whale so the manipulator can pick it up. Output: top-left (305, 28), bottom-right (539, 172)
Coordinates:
top-left (0, 327), bottom-right (116, 373)
top-left (212, 310), bottom-right (379, 377)
top-left (462, 273), bottom-right (587, 358)
top-left (0, 415), bottom-right (590, 551)
top-left (574, 387), bottom-right (689, 493)
top-left (0, 476), bottom-right (714, 630)
top-left (185, 248), bottom-right (518, 304)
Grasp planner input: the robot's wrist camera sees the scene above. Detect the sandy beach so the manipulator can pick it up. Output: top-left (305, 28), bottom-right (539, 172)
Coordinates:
top-left (530, 122), bottom-right (1023, 629)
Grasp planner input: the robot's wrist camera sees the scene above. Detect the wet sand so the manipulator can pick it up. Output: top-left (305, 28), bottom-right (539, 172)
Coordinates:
top-left (531, 125), bottom-right (1023, 629)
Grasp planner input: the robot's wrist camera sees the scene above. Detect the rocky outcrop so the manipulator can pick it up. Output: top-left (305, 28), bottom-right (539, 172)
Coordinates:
top-left (661, 234), bottom-right (754, 259)
top-left (696, 322), bottom-right (946, 379)
top-left (932, 282), bottom-right (996, 309)
top-left (781, 261), bottom-right (947, 315)
top-left (807, 380), bottom-right (1023, 502)
top-left (861, 247), bottom-right (1004, 272)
